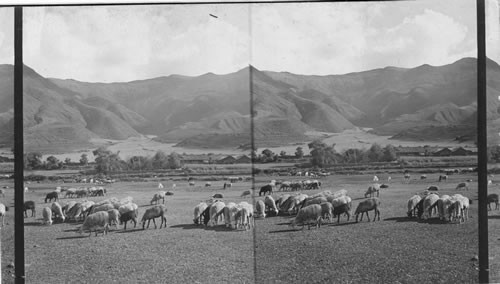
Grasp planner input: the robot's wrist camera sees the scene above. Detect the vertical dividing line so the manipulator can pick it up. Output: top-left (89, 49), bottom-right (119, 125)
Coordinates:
top-left (477, 0), bottom-right (489, 283)
top-left (14, 6), bottom-right (25, 284)
top-left (248, 3), bottom-right (257, 284)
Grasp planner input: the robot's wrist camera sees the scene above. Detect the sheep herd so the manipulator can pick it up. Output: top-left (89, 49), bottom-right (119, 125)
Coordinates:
top-left (21, 187), bottom-right (175, 237)
top-left (407, 193), bottom-right (472, 223)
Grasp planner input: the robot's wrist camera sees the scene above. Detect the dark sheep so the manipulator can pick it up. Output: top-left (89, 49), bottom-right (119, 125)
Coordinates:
top-left (202, 206), bottom-right (211, 226)
top-left (488, 194), bottom-right (499, 210)
top-left (212, 194), bottom-right (224, 199)
top-left (354, 197), bottom-right (380, 222)
top-left (259, 184), bottom-right (273, 196)
top-left (24, 201), bottom-right (36, 218)
top-left (120, 211), bottom-right (138, 230)
top-left (45, 191), bottom-right (59, 203)
top-left (427, 186), bottom-right (439, 192)
top-left (333, 203), bottom-right (351, 223)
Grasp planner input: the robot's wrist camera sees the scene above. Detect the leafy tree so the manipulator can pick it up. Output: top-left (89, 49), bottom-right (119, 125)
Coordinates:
top-left (167, 152), bottom-right (183, 169)
top-left (367, 143), bottom-right (384, 162)
top-left (261, 149), bottom-right (276, 163)
top-left (45, 156), bottom-right (63, 170)
top-left (295, 147), bottom-right (304, 158)
top-left (343, 148), bottom-right (366, 164)
top-left (280, 150), bottom-right (286, 157)
top-left (382, 144), bottom-right (398, 162)
top-left (80, 154), bottom-right (89, 165)
top-left (128, 155), bottom-right (152, 171)
top-left (64, 157), bottom-right (71, 164)
top-left (488, 146), bottom-right (500, 163)
top-left (93, 147), bottom-right (125, 173)
top-left (308, 140), bottom-right (338, 167)
top-left (152, 150), bottom-right (169, 169)
top-left (24, 152), bottom-right (43, 170)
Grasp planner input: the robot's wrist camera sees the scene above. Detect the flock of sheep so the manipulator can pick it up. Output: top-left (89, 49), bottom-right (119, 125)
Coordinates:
top-left (20, 188), bottom-right (176, 237)
top-left (407, 192), bottom-right (471, 223)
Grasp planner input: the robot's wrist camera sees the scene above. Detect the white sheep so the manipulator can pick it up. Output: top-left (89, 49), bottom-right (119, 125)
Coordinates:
top-left (51, 202), bottom-right (65, 222)
top-left (150, 191), bottom-right (166, 205)
top-left (118, 203), bottom-right (138, 216)
top-left (42, 207), bottom-right (52, 225)
top-left (193, 202), bottom-right (209, 225)
top-left (289, 204), bottom-right (322, 230)
top-left (79, 211), bottom-right (110, 237)
top-left (319, 202), bottom-right (334, 222)
top-left (255, 200), bottom-right (266, 218)
top-left (107, 209), bottom-right (120, 228)
top-left (0, 203), bottom-right (7, 226)
top-left (264, 196), bottom-right (279, 216)
top-left (329, 195), bottom-right (352, 209)
top-left (406, 195), bottom-right (422, 218)
top-left (90, 203), bottom-right (115, 215)
top-left (141, 205), bottom-right (167, 229)
top-left (354, 197), bottom-right (381, 222)
top-left (208, 201), bottom-right (226, 227)
top-left (422, 193), bottom-right (440, 220)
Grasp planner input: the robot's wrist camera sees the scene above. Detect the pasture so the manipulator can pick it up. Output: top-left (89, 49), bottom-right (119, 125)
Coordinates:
top-left (0, 172), bottom-right (481, 283)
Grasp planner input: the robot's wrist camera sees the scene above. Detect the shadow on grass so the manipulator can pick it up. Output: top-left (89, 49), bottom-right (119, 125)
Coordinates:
top-left (268, 229), bottom-right (300, 233)
top-left (170, 224), bottom-right (203, 230)
top-left (204, 225), bottom-right (241, 233)
top-left (384, 217), bottom-right (419, 223)
top-left (56, 235), bottom-right (90, 240)
top-left (63, 228), bottom-right (80, 233)
top-left (24, 221), bottom-right (43, 226)
top-left (327, 221), bottom-right (356, 227)
top-left (115, 228), bottom-right (144, 234)
top-left (489, 215), bottom-right (500, 219)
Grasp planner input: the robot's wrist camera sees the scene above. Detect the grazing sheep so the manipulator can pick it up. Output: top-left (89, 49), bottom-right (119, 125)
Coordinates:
top-left (218, 202), bottom-right (239, 228)
top-left (79, 211), bottom-right (110, 237)
top-left (380, 184), bottom-right (389, 189)
top-left (364, 186), bottom-right (379, 198)
top-left (150, 191), bottom-right (166, 205)
top-left (0, 203), bottom-right (7, 226)
top-left (212, 193), bottom-right (224, 199)
top-left (456, 182), bottom-right (469, 191)
top-left (51, 202), bottom-right (65, 222)
top-left (45, 191), bottom-right (59, 203)
top-left (62, 201), bottom-right (77, 215)
top-left (80, 201), bottom-right (95, 217)
top-left (158, 183), bottom-right (164, 189)
top-left (427, 185), bottom-right (439, 192)
top-left (118, 203), bottom-right (138, 217)
top-left (433, 195), bottom-right (452, 221)
top-left (66, 202), bottom-right (83, 221)
top-left (23, 201), bottom-right (36, 218)
top-left (120, 211), bottom-right (138, 230)
top-left (234, 206), bottom-right (252, 230)
top-left (264, 196), bottom-right (278, 216)
top-left (329, 195), bottom-right (352, 209)
top-left (208, 201), bottom-right (226, 227)
top-left (259, 184), bottom-right (273, 196)
top-left (438, 175), bottom-right (448, 182)
top-left (407, 195), bottom-right (422, 218)
top-left (89, 203), bottom-right (115, 215)
top-left (223, 182), bottom-right (232, 189)
top-left (330, 189), bottom-right (347, 199)
top-left (201, 206), bottom-right (212, 226)
top-left (65, 188), bottom-right (77, 198)
top-left (193, 202), bottom-right (209, 225)
top-left (302, 196), bottom-right (328, 208)
top-left (42, 207), bottom-right (52, 225)
top-left (319, 202), bottom-right (334, 222)
top-left (488, 193), bottom-right (499, 210)
top-left (0, 189), bottom-right (5, 198)
top-left (255, 200), bottom-right (266, 218)
top-left (141, 205), bottom-right (168, 229)
top-left (448, 194), bottom-right (470, 223)
top-left (422, 193), bottom-right (440, 220)
top-left (373, 175), bottom-right (379, 182)
top-left (188, 181), bottom-right (195, 186)
top-left (205, 182), bottom-right (212, 187)
top-left (333, 203), bottom-right (351, 223)
top-left (289, 204), bottom-right (323, 230)
top-left (275, 194), bottom-right (291, 209)
top-left (107, 209), bottom-right (120, 228)
top-left (355, 198), bottom-right (381, 222)
top-left (240, 190), bottom-right (252, 198)
top-left (420, 174), bottom-right (427, 180)
top-left (165, 191), bottom-right (174, 196)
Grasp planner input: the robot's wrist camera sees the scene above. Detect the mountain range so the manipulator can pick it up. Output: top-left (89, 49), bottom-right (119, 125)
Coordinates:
top-left (0, 57), bottom-right (499, 153)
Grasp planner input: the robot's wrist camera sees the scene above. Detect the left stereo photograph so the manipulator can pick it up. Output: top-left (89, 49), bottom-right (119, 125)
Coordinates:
top-left (0, 7), bottom-right (15, 284)
top-left (15, 5), bottom-right (255, 283)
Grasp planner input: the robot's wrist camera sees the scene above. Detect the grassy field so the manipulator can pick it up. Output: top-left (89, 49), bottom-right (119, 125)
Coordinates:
top-left (0, 172), bottom-right (481, 283)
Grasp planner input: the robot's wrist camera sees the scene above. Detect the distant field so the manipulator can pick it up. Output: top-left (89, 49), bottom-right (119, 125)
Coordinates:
top-left (38, 129), bottom-right (476, 163)
top-left (0, 170), bottom-right (481, 283)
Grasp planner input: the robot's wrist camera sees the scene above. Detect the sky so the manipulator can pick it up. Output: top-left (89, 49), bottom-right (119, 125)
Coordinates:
top-left (0, 0), bottom-right (497, 82)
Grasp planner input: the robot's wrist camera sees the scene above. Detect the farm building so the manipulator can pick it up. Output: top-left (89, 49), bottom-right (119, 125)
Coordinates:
top-left (182, 154), bottom-right (210, 164)
top-left (235, 155), bottom-right (252, 163)
top-left (433, 147), bottom-right (453, 156)
top-left (217, 155), bottom-right (237, 164)
top-left (450, 147), bottom-right (474, 156)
